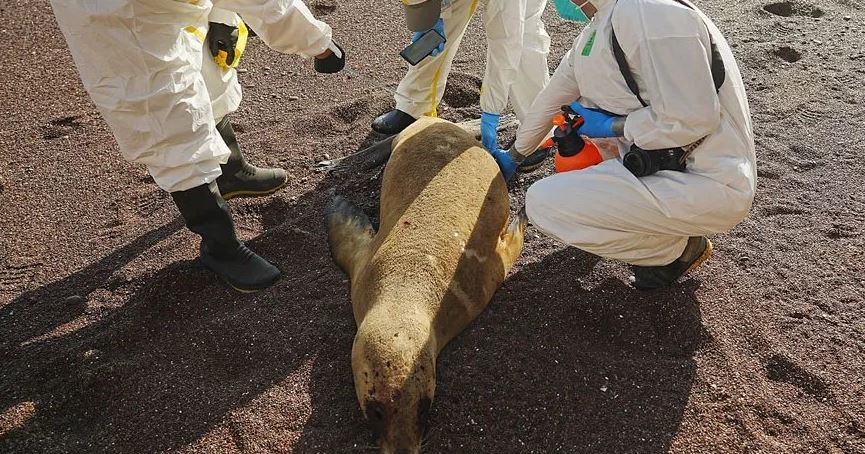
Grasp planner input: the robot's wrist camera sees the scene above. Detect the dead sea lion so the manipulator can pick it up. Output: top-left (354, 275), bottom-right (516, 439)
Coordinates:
top-left (326, 116), bottom-right (527, 453)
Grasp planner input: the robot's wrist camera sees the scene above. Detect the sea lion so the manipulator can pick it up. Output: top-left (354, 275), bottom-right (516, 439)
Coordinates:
top-left (326, 116), bottom-right (527, 453)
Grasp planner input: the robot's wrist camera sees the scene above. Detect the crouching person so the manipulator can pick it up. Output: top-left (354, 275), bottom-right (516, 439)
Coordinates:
top-left (491, 0), bottom-right (756, 290)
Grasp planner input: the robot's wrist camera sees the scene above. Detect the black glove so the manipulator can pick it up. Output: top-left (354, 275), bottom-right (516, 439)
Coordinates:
top-left (314, 40), bottom-right (346, 74)
top-left (206, 22), bottom-right (240, 67)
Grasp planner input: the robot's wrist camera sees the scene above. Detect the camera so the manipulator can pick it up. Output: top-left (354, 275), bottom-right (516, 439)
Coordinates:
top-left (623, 144), bottom-right (687, 177)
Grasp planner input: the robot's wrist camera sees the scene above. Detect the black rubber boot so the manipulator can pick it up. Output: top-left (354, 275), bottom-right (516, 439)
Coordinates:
top-left (371, 109), bottom-right (417, 135)
top-left (314, 40), bottom-right (346, 74)
top-left (517, 146), bottom-right (553, 173)
top-left (215, 116), bottom-right (288, 200)
top-left (171, 182), bottom-right (281, 292)
top-left (631, 236), bottom-right (713, 291)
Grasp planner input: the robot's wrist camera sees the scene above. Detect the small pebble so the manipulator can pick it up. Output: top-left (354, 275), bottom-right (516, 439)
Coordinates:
top-left (65, 295), bottom-right (85, 304)
top-left (237, 68), bottom-right (248, 73)
top-left (288, 95), bottom-right (300, 101)
top-left (264, 66), bottom-right (272, 71)
top-left (843, 15), bottom-right (851, 21)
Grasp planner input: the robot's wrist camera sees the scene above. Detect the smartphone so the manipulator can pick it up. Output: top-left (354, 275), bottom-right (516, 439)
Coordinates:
top-left (400, 29), bottom-right (446, 66)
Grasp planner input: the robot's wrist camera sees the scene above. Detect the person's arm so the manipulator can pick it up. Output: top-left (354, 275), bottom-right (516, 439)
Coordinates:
top-left (512, 49), bottom-right (582, 159)
top-left (622, 11), bottom-right (721, 149)
top-left (208, 7), bottom-right (240, 26)
top-left (479, 0), bottom-right (526, 115)
top-left (212, 0), bottom-right (333, 58)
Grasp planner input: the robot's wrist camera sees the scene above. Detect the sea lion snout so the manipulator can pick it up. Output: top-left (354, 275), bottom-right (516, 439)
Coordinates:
top-left (362, 394), bottom-right (431, 453)
top-left (353, 317), bottom-right (436, 453)
top-left (365, 399), bottom-right (428, 453)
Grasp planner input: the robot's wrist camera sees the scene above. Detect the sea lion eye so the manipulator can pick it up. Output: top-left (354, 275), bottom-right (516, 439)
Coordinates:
top-left (417, 398), bottom-right (432, 435)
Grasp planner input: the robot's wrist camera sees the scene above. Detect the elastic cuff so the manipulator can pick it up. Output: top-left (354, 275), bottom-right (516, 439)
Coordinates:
top-left (611, 117), bottom-right (626, 137)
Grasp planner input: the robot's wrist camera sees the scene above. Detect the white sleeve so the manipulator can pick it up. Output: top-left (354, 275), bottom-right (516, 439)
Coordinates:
top-left (513, 49), bottom-right (582, 157)
top-left (480, 0), bottom-right (525, 114)
top-left (208, 7), bottom-right (240, 26)
top-left (623, 20), bottom-right (721, 149)
top-left (212, 0), bottom-right (332, 58)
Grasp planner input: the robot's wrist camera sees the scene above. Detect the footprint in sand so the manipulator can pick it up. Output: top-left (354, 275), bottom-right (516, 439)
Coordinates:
top-left (309, 0), bottom-right (337, 16)
top-left (764, 354), bottom-right (832, 401)
top-left (41, 115), bottom-right (84, 140)
top-left (762, 1), bottom-right (824, 19)
top-left (0, 261), bottom-right (41, 290)
top-left (773, 46), bottom-right (802, 63)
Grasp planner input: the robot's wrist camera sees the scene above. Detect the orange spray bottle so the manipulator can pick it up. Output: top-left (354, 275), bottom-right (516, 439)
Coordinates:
top-left (546, 105), bottom-right (603, 173)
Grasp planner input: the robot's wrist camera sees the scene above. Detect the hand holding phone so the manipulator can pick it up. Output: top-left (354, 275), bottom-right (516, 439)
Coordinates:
top-left (400, 28), bottom-right (446, 66)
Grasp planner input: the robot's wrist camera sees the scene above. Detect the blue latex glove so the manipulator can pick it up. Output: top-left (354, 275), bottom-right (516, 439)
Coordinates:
top-left (491, 148), bottom-right (518, 182)
top-left (480, 112), bottom-right (500, 152)
top-left (568, 101), bottom-right (617, 138)
top-left (412, 17), bottom-right (446, 57)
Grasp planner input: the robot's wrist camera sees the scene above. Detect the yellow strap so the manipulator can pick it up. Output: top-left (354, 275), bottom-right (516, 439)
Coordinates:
top-left (213, 19), bottom-right (249, 69)
top-left (184, 25), bottom-right (206, 42)
top-left (425, 0), bottom-right (480, 116)
top-left (427, 64), bottom-right (442, 117)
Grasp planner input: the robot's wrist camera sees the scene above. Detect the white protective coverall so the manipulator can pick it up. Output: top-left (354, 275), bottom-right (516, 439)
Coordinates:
top-left (50, 0), bottom-right (333, 192)
top-left (515, 0), bottom-right (756, 266)
top-left (396, 0), bottom-right (551, 121)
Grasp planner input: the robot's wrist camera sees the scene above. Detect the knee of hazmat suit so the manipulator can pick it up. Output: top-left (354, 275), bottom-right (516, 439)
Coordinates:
top-left (514, 0), bottom-right (757, 262)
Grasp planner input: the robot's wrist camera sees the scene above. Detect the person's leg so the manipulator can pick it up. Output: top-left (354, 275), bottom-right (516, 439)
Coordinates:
top-left (509, 0), bottom-right (553, 172)
top-left (50, 0), bottom-right (228, 193)
top-left (199, 17), bottom-right (288, 200)
top-left (50, 0), bottom-right (280, 291)
top-left (509, 0), bottom-right (551, 123)
top-left (525, 160), bottom-right (731, 287)
top-left (373, 0), bottom-right (480, 134)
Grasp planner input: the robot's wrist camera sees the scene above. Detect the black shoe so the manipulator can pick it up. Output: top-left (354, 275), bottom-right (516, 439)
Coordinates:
top-left (314, 40), bottom-right (345, 74)
top-left (371, 109), bottom-right (416, 135)
top-left (215, 116), bottom-right (288, 200)
top-left (518, 146), bottom-right (553, 173)
top-left (631, 236), bottom-right (713, 291)
top-left (171, 182), bottom-right (281, 292)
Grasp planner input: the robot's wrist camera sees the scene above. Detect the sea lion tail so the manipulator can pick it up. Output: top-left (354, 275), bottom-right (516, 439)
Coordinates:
top-left (325, 195), bottom-right (375, 278)
top-left (498, 206), bottom-right (529, 272)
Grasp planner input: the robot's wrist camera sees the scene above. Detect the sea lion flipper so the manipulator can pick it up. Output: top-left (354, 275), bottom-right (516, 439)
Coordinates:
top-left (497, 207), bottom-right (529, 272)
top-left (326, 195), bottom-right (376, 278)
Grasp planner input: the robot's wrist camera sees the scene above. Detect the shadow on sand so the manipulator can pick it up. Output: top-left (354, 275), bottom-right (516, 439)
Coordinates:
top-left (1, 133), bottom-right (705, 453)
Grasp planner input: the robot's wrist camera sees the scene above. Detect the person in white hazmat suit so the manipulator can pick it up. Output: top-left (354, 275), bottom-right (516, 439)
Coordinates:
top-left (491, 0), bottom-right (756, 290)
top-left (374, 0), bottom-right (551, 166)
top-left (49, 0), bottom-right (346, 292)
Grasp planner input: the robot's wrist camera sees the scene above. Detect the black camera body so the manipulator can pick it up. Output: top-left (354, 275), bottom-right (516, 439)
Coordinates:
top-left (623, 144), bottom-right (687, 177)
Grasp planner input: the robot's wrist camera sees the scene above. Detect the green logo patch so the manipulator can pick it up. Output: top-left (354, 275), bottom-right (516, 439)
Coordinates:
top-left (581, 30), bottom-right (597, 56)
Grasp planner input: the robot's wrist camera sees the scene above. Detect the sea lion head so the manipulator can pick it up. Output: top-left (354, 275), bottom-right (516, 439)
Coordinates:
top-left (352, 317), bottom-right (436, 453)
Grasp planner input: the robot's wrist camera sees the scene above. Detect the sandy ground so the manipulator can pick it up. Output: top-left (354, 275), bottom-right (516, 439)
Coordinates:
top-left (1, 0), bottom-right (864, 452)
